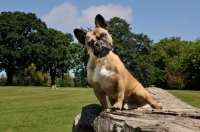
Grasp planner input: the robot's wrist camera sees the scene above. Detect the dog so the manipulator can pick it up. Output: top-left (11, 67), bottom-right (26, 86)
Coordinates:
top-left (74, 14), bottom-right (161, 110)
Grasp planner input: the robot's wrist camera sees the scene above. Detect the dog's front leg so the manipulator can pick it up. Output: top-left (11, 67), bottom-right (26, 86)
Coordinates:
top-left (93, 89), bottom-right (108, 110)
top-left (111, 80), bottom-right (125, 110)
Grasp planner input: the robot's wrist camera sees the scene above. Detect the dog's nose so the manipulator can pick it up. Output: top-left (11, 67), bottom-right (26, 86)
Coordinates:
top-left (97, 40), bottom-right (103, 45)
top-left (95, 43), bottom-right (100, 47)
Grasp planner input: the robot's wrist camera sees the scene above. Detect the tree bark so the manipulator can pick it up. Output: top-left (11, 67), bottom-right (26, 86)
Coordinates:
top-left (72, 87), bottom-right (200, 132)
top-left (50, 64), bottom-right (56, 90)
top-left (6, 68), bottom-right (15, 85)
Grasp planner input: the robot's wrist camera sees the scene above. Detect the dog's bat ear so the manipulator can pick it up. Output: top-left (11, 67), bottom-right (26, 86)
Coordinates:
top-left (74, 29), bottom-right (86, 44)
top-left (95, 14), bottom-right (108, 30)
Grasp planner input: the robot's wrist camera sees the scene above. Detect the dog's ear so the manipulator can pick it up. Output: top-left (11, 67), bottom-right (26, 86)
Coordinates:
top-left (95, 14), bottom-right (108, 30)
top-left (74, 29), bottom-right (86, 44)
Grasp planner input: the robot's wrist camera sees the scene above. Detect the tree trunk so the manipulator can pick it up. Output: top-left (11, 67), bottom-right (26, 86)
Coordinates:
top-left (50, 65), bottom-right (56, 90)
top-left (72, 87), bottom-right (200, 132)
top-left (6, 68), bottom-right (14, 85)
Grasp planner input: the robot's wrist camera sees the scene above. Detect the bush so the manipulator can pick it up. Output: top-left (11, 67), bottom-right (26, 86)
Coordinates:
top-left (165, 68), bottom-right (189, 90)
top-left (59, 72), bottom-right (74, 87)
top-left (0, 75), bottom-right (6, 85)
top-left (12, 63), bottom-right (51, 86)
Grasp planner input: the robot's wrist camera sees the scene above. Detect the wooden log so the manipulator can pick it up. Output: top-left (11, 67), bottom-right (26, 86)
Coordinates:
top-left (72, 87), bottom-right (200, 132)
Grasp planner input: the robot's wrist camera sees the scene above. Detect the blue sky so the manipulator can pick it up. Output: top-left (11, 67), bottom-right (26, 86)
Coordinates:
top-left (0, 0), bottom-right (200, 76)
top-left (1, 0), bottom-right (200, 43)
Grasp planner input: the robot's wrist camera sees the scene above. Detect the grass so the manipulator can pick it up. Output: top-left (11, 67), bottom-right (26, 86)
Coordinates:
top-left (0, 86), bottom-right (98, 132)
top-left (0, 87), bottom-right (199, 132)
top-left (168, 90), bottom-right (200, 109)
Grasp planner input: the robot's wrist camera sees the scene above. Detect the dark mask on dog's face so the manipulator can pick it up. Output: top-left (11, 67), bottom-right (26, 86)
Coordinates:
top-left (93, 39), bottom-right (112, 58)
top-left (87, 39), bottom-right (112, 58)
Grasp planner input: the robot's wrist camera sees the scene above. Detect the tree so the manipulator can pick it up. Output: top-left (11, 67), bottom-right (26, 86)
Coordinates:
top-left (72, 28), bottom-right (91, 87)
top-left (0, 11), bottom-right (47, 85)
top-left (37, 28), bottom-right (75, 89)
top-left (184, 38), bottom-right (200, 90)
top-left (107, 17), bottom-right (154, 86)
top-left (151, 37), bottom-right (191, 89)
top-left (72, 43), bottom-right (88, 87)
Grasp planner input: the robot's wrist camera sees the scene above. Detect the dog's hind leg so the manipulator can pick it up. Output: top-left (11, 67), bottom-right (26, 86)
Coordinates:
top-left (144, 90), bottom-right (161, 109)
top-left (146, 97), bottom-right (161, 109)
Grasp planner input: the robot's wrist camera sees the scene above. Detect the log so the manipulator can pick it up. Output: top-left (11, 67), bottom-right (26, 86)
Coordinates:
top-left (72, 87), bottom-right (200, 132)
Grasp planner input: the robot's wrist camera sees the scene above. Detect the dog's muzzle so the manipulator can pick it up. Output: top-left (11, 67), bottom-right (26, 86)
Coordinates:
top-left (93, 39), bottom-right (112, 58)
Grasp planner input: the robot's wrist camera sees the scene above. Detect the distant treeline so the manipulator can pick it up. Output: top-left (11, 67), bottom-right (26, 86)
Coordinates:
top-left (0, 11), bottom-right (199, 90)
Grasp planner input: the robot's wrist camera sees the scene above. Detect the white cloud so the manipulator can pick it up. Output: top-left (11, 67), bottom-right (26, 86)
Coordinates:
top-left (81, 4), bottom-right (132, 25)
top-left (42, 2), bottom-right (133, 34)
top-left (42, 2), bottom-right (80, 32)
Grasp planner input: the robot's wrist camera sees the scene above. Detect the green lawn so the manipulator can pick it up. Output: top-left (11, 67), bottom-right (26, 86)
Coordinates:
top-left (0, 86), bottom-right (98, 132)
top-left (168, 90), bottom-right (200, 109)
top-left (0, 87), bottom-right (199, 132)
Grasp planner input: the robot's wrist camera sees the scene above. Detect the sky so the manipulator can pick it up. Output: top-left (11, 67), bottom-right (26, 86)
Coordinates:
top-left (1, 0), bottom-right (200, 43)
top-left (0, 0), bottom-right (200, 75)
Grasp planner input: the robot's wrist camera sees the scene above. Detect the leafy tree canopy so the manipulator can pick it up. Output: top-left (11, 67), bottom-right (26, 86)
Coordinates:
top-left (0, 11), bottom-right (47, 85)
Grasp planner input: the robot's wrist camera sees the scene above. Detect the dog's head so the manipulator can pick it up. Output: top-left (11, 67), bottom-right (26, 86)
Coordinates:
top-left (74, 14), bottom-right (113, 58)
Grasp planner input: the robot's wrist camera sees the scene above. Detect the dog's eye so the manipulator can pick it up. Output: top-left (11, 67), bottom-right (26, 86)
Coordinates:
top-left (88, 41), bottom-right (92, 46)
top-left (88, 39), bottom-right (94, 46)
top-left (100, 33), bottom-right (107, 38)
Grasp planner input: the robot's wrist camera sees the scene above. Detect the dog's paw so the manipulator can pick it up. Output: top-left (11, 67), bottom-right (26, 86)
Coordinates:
top-left (111, 102), bottom-right (122, 110)
top-left (151, 103), bottom-right (162, 109)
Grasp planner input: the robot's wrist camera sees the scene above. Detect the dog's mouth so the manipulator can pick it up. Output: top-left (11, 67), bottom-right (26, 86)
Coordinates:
top-left (93, 39), bottom-right (112, 58)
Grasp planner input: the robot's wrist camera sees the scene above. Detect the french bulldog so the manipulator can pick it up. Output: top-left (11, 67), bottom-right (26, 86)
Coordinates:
top-left (74, 14), bottom-right (161, 110)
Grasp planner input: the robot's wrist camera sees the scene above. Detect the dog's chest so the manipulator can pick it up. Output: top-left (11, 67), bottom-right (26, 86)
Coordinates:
top-left (93, 62), bottom-right (115, 87)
